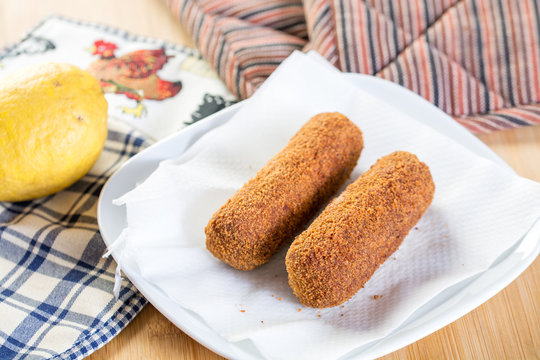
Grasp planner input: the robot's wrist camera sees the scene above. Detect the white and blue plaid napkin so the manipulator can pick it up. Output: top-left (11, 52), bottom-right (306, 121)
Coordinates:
top-left (0, 15), bottom-right (233, 359)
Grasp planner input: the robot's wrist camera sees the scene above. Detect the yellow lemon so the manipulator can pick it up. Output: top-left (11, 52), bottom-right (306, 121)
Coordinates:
top-left (0, 63), bottom-right (108, 202)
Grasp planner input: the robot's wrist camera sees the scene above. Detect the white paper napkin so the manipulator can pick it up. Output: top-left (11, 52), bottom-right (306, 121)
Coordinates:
top-left (111, 51), bottom-right (540, 360)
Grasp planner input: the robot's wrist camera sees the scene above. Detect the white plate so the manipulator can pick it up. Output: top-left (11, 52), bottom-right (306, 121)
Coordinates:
top-left (97, 74), bottom-right (540, 359)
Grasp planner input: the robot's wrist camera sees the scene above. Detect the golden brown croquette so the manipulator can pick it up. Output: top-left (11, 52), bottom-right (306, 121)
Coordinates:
top-left (286, 151), bottom-right (435, 308)
top-left (205, 112), bottom-right (364, 270)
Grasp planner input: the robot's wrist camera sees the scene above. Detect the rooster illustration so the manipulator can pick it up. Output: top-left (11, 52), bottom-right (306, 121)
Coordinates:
top-left (87, 40), bottom-right (182, 117)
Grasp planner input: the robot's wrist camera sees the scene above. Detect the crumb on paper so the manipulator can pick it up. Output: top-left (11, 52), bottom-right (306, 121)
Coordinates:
top-left (297, 308), bottom-right (302, 312)
top-left (240, 309), bottom-right (245, 313)
top-left (373, 295), bottom-right (383, 300)
top-left (261, 320), bottom-right (264, 323)
top-left (317, 314), bottom-right (321, 318)
top-left (278, 297), bottom-right (282, 301)
top-left (414, 227), bottom-right (419, 230)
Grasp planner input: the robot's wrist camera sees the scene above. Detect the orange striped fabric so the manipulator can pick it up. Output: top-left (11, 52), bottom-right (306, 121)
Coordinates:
top-left (165, 0), bottom-right (540, 133)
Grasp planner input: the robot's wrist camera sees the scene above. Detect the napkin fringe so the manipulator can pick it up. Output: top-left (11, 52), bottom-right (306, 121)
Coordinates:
top-left (102, 228), bottom-right (127, 258)
top-left (113, 264), bottom-right (123, 299)
top-left (103, 228), bottom-right (128, 299)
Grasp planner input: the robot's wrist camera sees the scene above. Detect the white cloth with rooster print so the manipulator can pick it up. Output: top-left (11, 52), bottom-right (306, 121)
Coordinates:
top-left (0, 16), bottom-right (235, 140)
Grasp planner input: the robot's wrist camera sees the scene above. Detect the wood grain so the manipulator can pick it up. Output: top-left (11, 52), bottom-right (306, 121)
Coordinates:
top-left (1, 1), bottom-right (538, 359)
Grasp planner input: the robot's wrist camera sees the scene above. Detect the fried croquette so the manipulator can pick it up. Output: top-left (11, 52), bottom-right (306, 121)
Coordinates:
top-left (205, 112), bottom-right (364, 270)
top-left (286, 151), bottom-right (435, 308)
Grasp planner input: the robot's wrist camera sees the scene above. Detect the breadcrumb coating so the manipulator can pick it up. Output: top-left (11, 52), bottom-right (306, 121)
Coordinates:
top-left (205, 112), bottom-right (363, 270)
top-left (286, 151), bottom-right (435, 308)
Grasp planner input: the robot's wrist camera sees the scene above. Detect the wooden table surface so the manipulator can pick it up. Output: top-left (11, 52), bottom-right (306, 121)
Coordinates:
top-left (1, 1), bottom-right (539, 359)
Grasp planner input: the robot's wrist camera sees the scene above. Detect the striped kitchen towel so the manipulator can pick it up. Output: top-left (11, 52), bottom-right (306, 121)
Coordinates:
top-left (165, 0), bottom-right (540, 133)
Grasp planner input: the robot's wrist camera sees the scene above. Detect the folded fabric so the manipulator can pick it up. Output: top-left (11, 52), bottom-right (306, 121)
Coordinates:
top-left (165, 0), bottom-right (540, 133)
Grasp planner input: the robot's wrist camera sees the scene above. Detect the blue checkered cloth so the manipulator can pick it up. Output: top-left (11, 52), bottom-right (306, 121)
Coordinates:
top-left (0, 119), bottom-right (151, 359)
